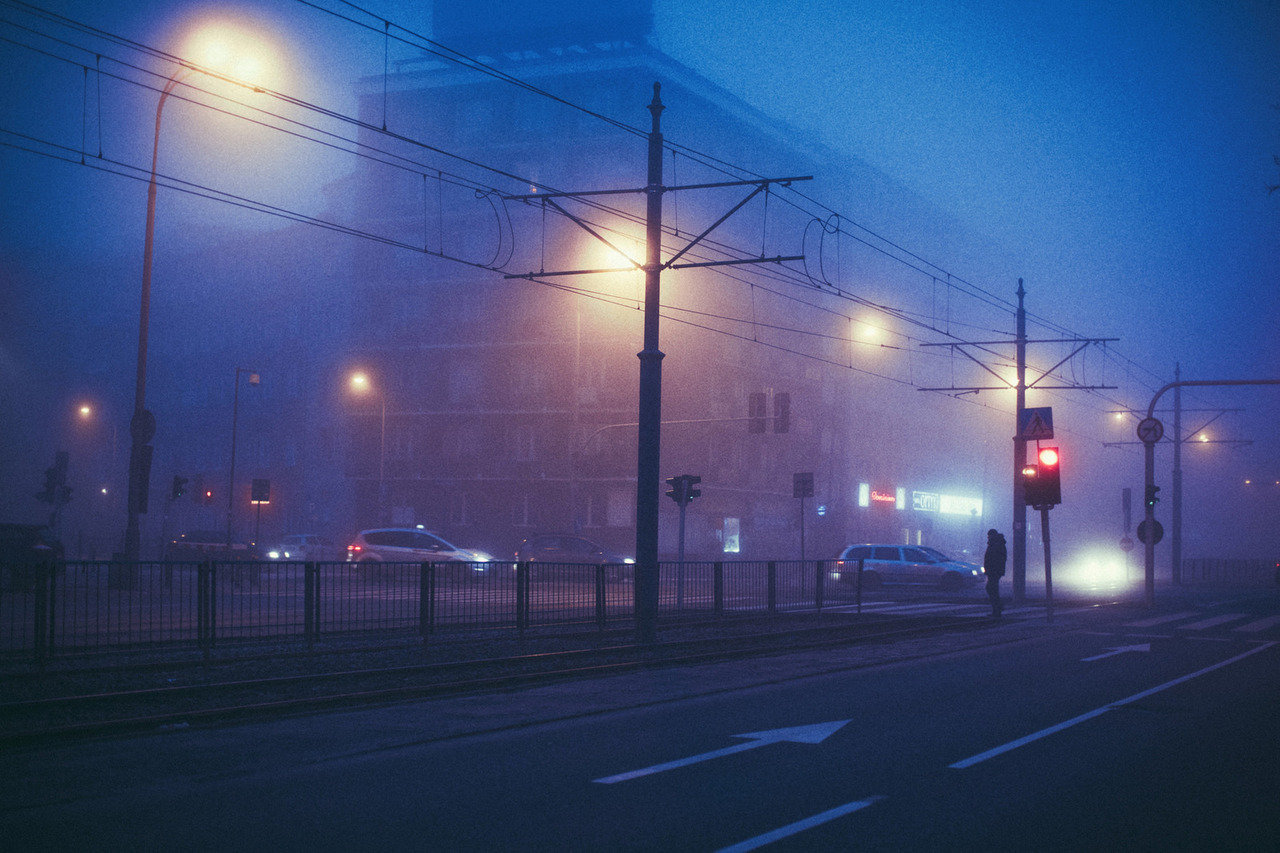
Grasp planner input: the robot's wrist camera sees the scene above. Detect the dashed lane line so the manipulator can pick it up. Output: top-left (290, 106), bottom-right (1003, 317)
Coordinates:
top-left (716, 796), bottom-right (885, 852)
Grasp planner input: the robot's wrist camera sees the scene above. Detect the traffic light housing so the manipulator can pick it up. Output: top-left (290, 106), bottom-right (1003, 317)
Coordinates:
top-left (1144, 484), bottom-right (1160, 508)
top-left (1023, 446), bottom-right (1062, 507)
top-left (665, 474), bottom-right (701, 507)
top-left (171, 475), bottom-right (188, 500)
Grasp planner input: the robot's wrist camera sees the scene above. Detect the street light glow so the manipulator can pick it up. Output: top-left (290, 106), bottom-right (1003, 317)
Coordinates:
top-left (350, 371), bottom-right (372, 393)
top-left (78, 403), bottom-right (92, 419)
top-left (184, 22), bottom-right (279, 90)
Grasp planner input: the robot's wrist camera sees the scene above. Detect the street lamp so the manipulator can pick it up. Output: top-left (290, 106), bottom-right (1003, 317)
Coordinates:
top-left (227, 367), bottom-right (261, 547)
top-left (349, 371), bottom-right (387, 521)
top-left (122, 25), bottom-right (275, 562)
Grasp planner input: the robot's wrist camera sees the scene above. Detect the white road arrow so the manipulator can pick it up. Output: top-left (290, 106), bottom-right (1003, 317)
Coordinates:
top-left (593, 720), bottom-right (850, 785)
top-left (1081, 643), bottom-right (1151, 662)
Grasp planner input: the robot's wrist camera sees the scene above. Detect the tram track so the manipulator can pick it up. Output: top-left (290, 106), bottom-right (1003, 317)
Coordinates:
top-left (0, 613), bottom-right (1006, 744)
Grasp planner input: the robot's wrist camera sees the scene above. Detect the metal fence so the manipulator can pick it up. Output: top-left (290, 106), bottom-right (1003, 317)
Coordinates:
top-left (1180, 558), bottom-right (1278, 586)
top-left (1, 559), bottom-right (867, 662)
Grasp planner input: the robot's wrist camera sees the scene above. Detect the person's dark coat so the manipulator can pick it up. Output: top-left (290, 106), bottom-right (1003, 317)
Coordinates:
top-left (983, 532), bottom-right (1007, 579)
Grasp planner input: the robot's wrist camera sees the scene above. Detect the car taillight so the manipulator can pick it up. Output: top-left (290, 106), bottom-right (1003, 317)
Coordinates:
top-left (348, 544), bottom-right (361, 553)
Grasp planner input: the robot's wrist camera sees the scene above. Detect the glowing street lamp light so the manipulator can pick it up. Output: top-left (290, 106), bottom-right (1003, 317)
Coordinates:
top-left (348, 371), bottom-right (387, 520)
top-left (122, 25), bottom-right (276, 562)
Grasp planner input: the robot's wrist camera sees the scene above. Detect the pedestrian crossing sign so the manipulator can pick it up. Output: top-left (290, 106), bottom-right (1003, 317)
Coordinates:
top-left (1019, 407), bottom-right (1054, 440)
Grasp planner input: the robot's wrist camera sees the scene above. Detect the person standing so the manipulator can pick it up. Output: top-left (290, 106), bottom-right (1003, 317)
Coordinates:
top-left (983, 529), bottom-right (1007, 616)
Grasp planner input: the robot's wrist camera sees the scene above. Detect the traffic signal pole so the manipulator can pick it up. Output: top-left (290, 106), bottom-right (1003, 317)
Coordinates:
top-left (1140, 378), bottom-right (1280, 606)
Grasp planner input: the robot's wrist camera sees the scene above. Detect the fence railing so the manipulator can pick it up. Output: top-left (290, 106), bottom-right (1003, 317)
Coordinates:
top-left (1, 559), bottom-right (870, 663)
top-left (1179, 558), bottom-right (1277, 586)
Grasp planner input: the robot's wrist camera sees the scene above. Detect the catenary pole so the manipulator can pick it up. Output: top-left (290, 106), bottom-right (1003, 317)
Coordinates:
top-left (634, 83), bottom-right (665, 644)
top-left (1012, 279), bottom-right (1027, 602)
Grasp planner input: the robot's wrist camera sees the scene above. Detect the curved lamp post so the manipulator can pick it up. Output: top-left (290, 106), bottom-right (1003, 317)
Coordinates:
top-left (121, 28), bottom-right (275, 562)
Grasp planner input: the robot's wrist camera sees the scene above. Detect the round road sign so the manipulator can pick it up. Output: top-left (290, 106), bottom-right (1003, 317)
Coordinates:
top-left (1120, 536), bottom-right (1134, 552)
top-left (1137, 519), bottom-right (1164, 545)
top-left (1136, 417), bottom-right (1164, 444)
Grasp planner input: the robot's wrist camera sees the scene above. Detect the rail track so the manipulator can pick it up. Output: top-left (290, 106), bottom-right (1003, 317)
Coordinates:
top-left (0, 612), bottom-right (1010, 744)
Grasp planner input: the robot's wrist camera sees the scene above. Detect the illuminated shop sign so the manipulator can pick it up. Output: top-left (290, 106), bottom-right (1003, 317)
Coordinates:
top-left (870, 490), bottom-right (896, 504)
top-left (913, 491), bottom-right (940, 512)
top-left (912, 490), bottom-right (983, 516)
top-left (939, 495), bottom-right (983, 516)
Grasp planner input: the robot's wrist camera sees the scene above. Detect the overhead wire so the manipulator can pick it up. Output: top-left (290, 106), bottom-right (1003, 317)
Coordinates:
top-left (0, 0), bottom-right (1166, 432)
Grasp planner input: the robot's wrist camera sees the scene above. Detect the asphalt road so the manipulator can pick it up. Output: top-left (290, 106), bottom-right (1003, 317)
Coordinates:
top-left (3, 590), bottom-right (1278, 851)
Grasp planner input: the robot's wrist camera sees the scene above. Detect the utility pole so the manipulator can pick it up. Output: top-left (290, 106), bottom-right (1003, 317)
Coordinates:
top-left (504, 83), bottom-right (809, 644)
top-left (634, 85), bottom-right (665, 642)
top-left (1172, 364), bottom-right (1182, 585)
top-left (920, 280), bottom-right (1115, 603)
top-left (1014, 280), bottom-right (1027, 601)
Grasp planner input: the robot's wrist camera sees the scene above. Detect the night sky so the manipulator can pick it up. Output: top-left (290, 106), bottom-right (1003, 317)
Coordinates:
top-left (2, 0), bottom-right (1277, 557)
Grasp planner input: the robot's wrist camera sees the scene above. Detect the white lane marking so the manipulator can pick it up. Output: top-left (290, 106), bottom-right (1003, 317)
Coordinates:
top-left (950, 641), bottom-right (1277, 769)
top-left (716, 796), bottom-right (885, 853)
top-left (1235, 615), bottom-right (1280, 633)
top-left (1081, 643), bottom-right (1150, 662)
top-left (1125, 611), bottom-right (1200, 628)
top-left (1178, 613), bottom-right (1248, 631)
top-left (593, 720), bottom-right (849, 785)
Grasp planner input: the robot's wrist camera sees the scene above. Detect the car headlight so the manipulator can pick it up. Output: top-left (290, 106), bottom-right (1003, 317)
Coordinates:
top-left (624, 558), bottom-right (636, 564)
top-left (470, 551), bottom-right (492, 563)
top-left (268, 549), bottom-right (281, 560)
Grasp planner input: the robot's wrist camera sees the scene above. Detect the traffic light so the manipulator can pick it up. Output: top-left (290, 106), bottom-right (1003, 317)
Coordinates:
top-left (666, 474), bottom-right (701, 507)
top-left (171, 475), bottom-right (188, 500)
top-left (203, 487), bottom-right (214, 505)
top-left (773, 392), bottom-right (790, 434)
top-left (1023, 446), bottom-right (1062, 507)
top-left (666, 476), bottom-right (686, 505)
top-left (1145, 484), bottom-right (1160, 508)
top-left (748, 392), bottom-right (766, 434)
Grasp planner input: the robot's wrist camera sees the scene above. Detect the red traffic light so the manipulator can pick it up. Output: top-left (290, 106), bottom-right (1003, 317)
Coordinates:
top-left (1037, 446), bottom-right (1059, 467)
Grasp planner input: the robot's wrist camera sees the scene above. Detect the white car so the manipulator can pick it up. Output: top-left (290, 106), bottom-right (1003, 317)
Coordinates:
top-left (832, 543), bottom-right (984, 590)
top-left (345, 527), bottom-right (494, 575)
top-left (267, 534), bottom-right (334, 562)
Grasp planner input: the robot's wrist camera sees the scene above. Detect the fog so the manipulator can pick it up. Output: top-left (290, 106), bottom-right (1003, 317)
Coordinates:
top-left (2, 0), bottom-right (1276, 570)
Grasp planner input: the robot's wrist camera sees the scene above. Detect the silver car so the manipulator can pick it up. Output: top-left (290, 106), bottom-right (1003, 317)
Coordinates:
top-left (832, 543), bottom-right (984, 590)
top-left (345, 527), bottom-right (494, 575)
